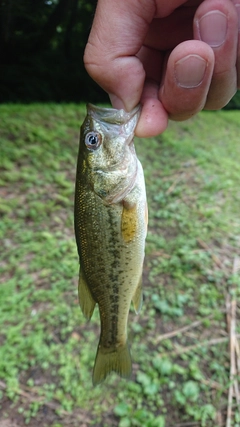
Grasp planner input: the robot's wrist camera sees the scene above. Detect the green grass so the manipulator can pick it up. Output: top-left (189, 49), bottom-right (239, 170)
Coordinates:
top-left (0, 104), bottom-right (240, 427)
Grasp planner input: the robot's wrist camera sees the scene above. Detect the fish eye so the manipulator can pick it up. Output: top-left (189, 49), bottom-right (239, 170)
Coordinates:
top-left (85, 131), bottom-right (102, 150)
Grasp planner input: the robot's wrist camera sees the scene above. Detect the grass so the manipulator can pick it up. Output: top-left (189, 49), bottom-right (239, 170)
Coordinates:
top-left (0, 104), bottom-right (240, 427)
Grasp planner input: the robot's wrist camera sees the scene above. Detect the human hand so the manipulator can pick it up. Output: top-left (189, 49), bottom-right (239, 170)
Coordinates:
top-left (84, 0), bottom-right (239, 137)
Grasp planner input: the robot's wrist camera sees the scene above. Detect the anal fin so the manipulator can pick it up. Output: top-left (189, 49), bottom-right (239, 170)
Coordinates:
top-left (78, 267), bottom-right (96, 320)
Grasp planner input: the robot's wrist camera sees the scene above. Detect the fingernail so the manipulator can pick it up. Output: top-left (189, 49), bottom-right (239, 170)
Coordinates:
top-left (198, 11), bottom-right (227, 47)
top-left (109, 93), bottom-right (138, 112)
top-left (175, 54), bottom-right (207, 88)
top-left (109, 93), bottom-right (126, 110)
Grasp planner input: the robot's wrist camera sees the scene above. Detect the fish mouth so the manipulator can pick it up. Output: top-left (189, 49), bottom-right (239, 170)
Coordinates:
top-left (87, 104), bottom-right (141, 127)
top-left (87, 104), bottom-right (141, 141)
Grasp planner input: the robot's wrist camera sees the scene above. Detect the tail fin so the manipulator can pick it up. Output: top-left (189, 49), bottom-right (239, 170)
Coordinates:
top-left (92, 343), bottom-right (132, 386)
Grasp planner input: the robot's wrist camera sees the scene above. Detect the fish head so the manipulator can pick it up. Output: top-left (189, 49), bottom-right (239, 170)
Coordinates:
top-left (79, 104), bottom-right (141, 203)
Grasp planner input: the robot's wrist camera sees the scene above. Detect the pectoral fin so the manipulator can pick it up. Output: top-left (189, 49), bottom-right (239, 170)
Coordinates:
top-left (78, 267), bottom-right (96, 320)
top-left (121, 202), bottom-right (137, 243)
top-left (132, 277), bottom-right (143, 314)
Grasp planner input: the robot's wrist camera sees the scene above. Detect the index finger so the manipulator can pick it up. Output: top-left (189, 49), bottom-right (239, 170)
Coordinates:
top-left (84, 0), bottom-right (188, 111)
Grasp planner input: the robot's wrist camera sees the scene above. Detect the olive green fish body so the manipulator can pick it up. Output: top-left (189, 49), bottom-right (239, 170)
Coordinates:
top-left (74, 104), bottom-right (147, 385)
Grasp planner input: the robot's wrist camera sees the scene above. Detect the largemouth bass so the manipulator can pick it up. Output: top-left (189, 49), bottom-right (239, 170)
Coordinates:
top-left (74, 104), bottom-right (147, 385)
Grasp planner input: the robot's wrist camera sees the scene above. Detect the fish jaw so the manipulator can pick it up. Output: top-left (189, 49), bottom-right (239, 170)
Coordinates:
top-left (78, 104), bottom-right (141, 204)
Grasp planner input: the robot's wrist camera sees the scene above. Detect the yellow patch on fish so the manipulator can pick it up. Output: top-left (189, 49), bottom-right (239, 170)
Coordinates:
top-left (121, 203), bottom-right (138, 243)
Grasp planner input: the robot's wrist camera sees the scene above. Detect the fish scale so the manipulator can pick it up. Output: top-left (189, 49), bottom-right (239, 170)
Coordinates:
top-left (74, 104), bottom-right (147, 385)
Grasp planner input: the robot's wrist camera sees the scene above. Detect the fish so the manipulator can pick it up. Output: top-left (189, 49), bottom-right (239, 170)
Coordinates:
top-left (74, 103), bottom-right (148, 385)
